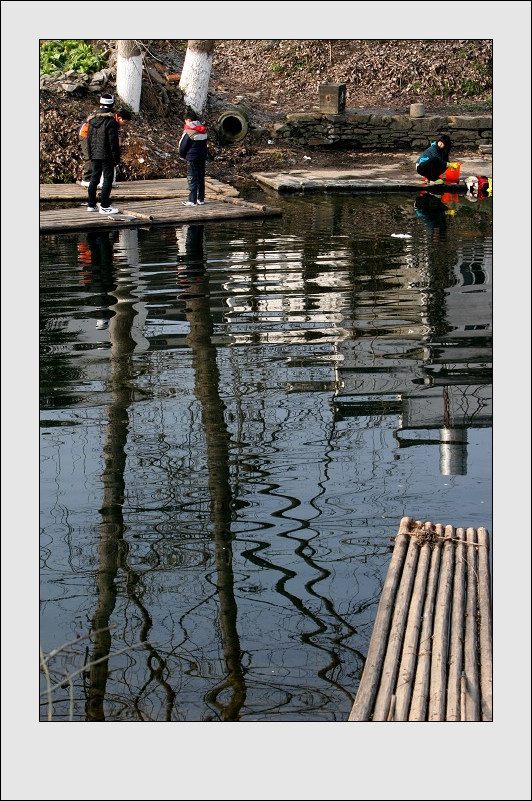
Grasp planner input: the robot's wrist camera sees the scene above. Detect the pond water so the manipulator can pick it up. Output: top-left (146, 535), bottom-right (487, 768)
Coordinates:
top-left (39, 189), bottom-right (492, 723)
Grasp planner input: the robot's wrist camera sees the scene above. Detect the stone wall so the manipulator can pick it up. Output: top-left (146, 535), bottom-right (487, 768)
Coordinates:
top-left (271, 110), bottom-right (492, 152)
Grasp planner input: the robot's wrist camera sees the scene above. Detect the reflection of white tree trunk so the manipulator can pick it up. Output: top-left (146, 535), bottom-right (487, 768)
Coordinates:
top-left (179, 40), bottom-right (214, 116)
top-left (87, 270), bottom-right (136, 721)
top-left (183, 227), bottom-right (246, 719)
top-left (87, 234), bottom-right (178, 721)
top-left (116, 40), bottom-right (142, 113)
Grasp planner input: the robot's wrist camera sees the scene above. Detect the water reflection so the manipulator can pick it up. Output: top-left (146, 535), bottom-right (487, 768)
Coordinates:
top-left (179, 225), bottom-right (246, 720)
top-left (40, 192), bottom-right (492, 721)
top-left (86, 241), bottom-right (134, 720)
top-left (414, 190), bottom-right (454, 237)
top-left (79, 231), bottom-right (117, 329)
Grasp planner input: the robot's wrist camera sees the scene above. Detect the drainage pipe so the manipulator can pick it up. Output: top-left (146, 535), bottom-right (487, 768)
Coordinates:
top-left (217, 105), bottom-right (250, 143)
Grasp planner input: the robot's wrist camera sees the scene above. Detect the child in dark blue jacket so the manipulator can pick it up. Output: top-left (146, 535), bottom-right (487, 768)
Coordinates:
top-left (416, 134), bottom-right (459, 183)
top-left (179, 112), bottom-right (208, 206)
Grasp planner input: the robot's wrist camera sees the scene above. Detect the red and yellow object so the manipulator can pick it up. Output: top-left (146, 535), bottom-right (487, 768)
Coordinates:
top-left (443, 162), bottom-right (462, 183)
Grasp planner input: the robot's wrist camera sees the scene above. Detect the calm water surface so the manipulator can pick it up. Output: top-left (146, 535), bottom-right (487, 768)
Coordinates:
top-left (39, 190), bottom-right (492, 722)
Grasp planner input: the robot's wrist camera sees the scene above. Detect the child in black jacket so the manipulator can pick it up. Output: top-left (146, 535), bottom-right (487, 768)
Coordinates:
top-left (179, 112), bottom-right (208, 206)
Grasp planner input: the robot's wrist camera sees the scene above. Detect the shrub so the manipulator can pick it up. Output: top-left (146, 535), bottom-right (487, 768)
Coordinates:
top-left (461, 78), bottom-right (482, 97)
top-left (40, 39), bottom-right (107, 76)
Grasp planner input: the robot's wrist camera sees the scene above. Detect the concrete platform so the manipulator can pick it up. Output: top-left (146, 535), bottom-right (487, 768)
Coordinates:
top-left (252, 154), bottom-right (492, 193)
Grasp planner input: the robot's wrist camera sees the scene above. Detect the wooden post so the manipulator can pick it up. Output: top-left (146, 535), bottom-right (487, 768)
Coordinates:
top-left (460, 671), bottom-right (467, 720)
top-left (464, 527), bottom-right (481, 720)
top-left (464, 528), bottom-right (480, 720)
top-left (394, 532), bottom-right (432, 721)
top-left (428, 527), bottom-right (455, 720)
top-left (348, 517), bottom-right (411, 721)
top-left (446, 527), bottom-right (466, 720)
top-left (477, 527), bottom-right (493, 721)
top-left (409, 531), bottom-right (443, 720)
top-left (373, 533), bottom-right (420, 720)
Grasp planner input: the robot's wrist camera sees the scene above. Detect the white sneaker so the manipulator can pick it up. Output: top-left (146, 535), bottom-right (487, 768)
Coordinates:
top-left (81, 180), bottom-right (90, 187)
top-left (87, 205), bottom-right (98, 212)
top-left (182, 201), bottom-right (196, 206)
top-left (197, 200), bottom-right (205, 205)
top-left (99, 206), bottom-right (119, 215)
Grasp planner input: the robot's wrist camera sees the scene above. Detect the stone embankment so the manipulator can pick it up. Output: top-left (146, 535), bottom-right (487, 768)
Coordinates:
top-left (271, 109), bottom-right (492, 153)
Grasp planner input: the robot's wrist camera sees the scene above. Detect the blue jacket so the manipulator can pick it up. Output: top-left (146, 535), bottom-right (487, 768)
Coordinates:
top-left (417, 140), bottom-right (450, 172)
top-left (179, 121), bottom-right (208, 162)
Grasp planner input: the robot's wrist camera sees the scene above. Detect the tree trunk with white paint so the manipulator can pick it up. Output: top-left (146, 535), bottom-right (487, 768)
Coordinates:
top-left (179, 40), bottom-right (215, 117)
top-left (116, 40), bottom-right (142, 113)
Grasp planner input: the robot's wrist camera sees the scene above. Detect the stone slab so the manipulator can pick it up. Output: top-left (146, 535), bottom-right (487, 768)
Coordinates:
top-left (252, 155), bottom-right (492, 193)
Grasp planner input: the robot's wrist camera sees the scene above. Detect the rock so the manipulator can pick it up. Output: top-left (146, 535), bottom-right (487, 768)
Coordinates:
top-left (62, 83), bottom-right (86, 95)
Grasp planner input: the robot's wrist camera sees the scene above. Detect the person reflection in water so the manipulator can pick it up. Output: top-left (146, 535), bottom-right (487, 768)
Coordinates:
top-left (77, 230), bottom-right (117, 328)
top-left (414, 191), bottom-right (454, 239)
top-left (176, 224), bottom-right (206, 299)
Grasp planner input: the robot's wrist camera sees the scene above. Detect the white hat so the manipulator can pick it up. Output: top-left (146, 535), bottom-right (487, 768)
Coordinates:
top-left (100, 93), bottom-right (115, 106)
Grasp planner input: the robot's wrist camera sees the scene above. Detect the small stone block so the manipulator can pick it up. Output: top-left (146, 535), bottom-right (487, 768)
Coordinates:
top-left (319, 83), bottom-right (346, 114)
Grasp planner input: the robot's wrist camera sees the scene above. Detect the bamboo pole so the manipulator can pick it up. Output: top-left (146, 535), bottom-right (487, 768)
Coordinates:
top-left (409, 530), bottom-right (443, 720)
top-left (121, 209), bottom-right (154, 222)
top-left (446, 526), bottom-right (466, 720)
top-left (477, 527), bottom-right (493, 721)
top-left (464, 527), bottom-right (481, 720)
top-left (428, 526), bottom-right (455, 720)
top-left (394, 530), bottom-right (432, 721)
top-left (373, 532), bottom-right (420, 720)
top-left (348, 516), bottom-right (412, 721)
top-left (460, 671), bottom-right (467, 720)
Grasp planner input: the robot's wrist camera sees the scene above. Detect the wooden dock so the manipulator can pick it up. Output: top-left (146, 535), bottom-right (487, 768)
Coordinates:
top-left (349, 516), bottom-right (492, 722)
top-left (39, 178), bottom-right (282, 233)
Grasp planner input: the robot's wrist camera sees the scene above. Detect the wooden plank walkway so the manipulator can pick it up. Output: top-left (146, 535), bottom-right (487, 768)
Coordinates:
top-left (39, 177), bottom-right (239, 202)
top-left (39, 178), bottom-right (282, 233)
top-left (349, 516), bottom-right (492, 722)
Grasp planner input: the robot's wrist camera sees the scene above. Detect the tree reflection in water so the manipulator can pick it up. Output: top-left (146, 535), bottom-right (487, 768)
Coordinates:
top-left (39, 193), bottom-right (492, 721)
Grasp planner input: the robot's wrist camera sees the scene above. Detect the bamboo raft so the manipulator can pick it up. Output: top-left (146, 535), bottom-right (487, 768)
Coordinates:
top-left (349, 516), bottom-right (492, 722)
top-left (39, 178), bottom-right (282, 233)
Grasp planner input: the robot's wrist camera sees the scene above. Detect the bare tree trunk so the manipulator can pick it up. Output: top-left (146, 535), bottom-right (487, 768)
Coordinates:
top-left (116, 39), bottom-right (142, 113)
top-left (179, 40), bottom-right (215, 117)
